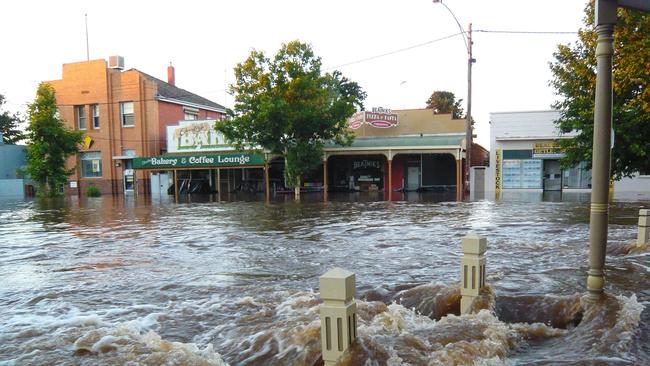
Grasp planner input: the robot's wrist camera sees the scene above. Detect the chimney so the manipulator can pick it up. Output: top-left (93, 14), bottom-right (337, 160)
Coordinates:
top-left (167, 62), bottom-right (175, 86)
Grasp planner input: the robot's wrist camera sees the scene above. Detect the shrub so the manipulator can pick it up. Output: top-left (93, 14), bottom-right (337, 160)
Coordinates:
top-left (86, 185), bottom-right (101, 197)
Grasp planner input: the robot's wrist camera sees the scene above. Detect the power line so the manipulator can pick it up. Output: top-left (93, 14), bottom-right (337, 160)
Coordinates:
top-left (322, 28), bottom-right (578, 71)
top-left (323, 32), bottom-right (465, 70)
top-left (475, 29), bottom-right (578, 35)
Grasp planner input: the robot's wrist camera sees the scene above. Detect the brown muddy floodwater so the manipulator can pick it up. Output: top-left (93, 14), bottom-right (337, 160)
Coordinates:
top-left (0, 192), bottom-right (648, 365)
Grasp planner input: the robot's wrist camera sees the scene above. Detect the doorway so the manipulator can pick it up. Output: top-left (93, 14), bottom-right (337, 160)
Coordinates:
top-left (543, 160), bottom-right (561, 191)
top-left (123, 159), bottom-right (135, 193)
top-left (407, 166), bottom-right (420, 191)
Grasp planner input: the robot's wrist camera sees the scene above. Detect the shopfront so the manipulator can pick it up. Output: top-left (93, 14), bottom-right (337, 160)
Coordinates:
top-left (133, 152), bottom-right (268, 199)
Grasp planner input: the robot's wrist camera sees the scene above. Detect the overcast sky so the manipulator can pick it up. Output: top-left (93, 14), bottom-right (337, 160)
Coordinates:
top-left (0, 0), bottom-right (587, 147)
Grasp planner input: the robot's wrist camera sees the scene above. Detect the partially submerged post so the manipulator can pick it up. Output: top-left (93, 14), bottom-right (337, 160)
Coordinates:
top-left (638, 209), bottom-right (649, 246)
top-left (320, 268), bottom-right (357, 366)
top-left (460, 233), bottom-right (487, 315)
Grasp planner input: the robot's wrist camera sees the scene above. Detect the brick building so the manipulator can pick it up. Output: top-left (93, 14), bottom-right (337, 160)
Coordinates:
top-left (47, 57), bottom-right (225, 195)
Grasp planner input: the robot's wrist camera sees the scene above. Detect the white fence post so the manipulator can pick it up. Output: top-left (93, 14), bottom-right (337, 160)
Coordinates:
top-left (320, 268), bottom-right (357, 366)
top-left (638, 209), bottom-right (649, 246)
top-left (460, 233), bottom-right (487, 315)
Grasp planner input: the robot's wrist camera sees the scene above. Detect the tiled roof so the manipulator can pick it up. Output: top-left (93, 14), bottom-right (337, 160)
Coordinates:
top-left (131, 69), bottom-right (225, 111)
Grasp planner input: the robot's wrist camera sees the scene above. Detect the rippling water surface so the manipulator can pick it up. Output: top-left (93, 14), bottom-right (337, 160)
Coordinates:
top-left (0, 193), bottom-right (648, 365)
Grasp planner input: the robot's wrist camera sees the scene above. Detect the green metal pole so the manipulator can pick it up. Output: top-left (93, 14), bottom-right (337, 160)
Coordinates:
top-left (587, 0), bottom-right (616, 300)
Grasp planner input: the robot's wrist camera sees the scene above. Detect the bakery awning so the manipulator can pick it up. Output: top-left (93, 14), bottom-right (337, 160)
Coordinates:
top-left (133, 152), bottom-right (265, 169)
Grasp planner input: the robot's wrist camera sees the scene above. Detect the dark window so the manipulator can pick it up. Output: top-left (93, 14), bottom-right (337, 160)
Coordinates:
top-left (76, 105), bottom-right (86, 130)
top-left (92, 104), bottom-right (100, 128)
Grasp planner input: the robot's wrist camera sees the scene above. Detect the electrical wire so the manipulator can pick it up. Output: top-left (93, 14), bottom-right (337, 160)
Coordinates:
top-left (323, 32), bottom-right (465, 70)
top-left (475, 29), bottom-right (578, 34)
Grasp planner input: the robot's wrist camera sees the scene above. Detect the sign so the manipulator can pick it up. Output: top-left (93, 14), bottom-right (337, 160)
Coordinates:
top-left (69, 181), bottom-right (78, 188)
top-left (495, 148), bottom-right (501, 191)
top-left (348, 107), bottom-right (399, 129)
top-left (352, 159), bottom-right (382, 170)
top-left (532, 142), bottom-right (563, 158)
top-left (167, 120), bottom-right (233, 153)
top-left (133, 153), bottom-right (265, 169)
top-left (83, 136), bottom-right (94, 149)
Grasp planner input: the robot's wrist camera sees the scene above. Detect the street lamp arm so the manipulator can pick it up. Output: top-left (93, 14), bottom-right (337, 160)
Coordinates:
top-left (433, 0), bottom-right (470, 54)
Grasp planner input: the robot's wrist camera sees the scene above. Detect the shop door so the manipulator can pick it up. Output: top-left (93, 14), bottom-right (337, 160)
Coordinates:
top-left (123, 159), bottom-right (135, 193)
top-left (543, 160), bottom-right (561, 191)
top-left (407, 166), bottom-right (420, 191)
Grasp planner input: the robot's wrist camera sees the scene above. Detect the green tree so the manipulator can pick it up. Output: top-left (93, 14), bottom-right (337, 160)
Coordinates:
top-left (216, 40), bottom-right (366, 198)
top-left (0, 94), bottom-right (25, 144)
top-left (425, 90), bottom-right (464, 119)
top-left (550, 2), bottom-right (650, 179)
top-left (26, 83), bottom-right (84, 197)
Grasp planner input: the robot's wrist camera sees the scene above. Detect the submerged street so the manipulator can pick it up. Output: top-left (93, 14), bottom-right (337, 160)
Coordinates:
top-left (0, 194), bottom-right (648, 365)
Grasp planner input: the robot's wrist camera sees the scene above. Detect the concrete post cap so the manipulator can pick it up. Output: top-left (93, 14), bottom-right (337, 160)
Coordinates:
top-left (320, 267), bottom-right (355, 301)
top-left (461, 233), bottom-right (487, 255)
top-left (639, 209), bottom-right (649, 216)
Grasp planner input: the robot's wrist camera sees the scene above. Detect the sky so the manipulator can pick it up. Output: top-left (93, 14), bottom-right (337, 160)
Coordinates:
top-left (0, 0), bottom-right (588, 147)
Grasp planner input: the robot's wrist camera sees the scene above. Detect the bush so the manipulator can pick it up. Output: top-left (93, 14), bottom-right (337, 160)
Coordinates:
top-left (86, 186), bottom-right (101, 197)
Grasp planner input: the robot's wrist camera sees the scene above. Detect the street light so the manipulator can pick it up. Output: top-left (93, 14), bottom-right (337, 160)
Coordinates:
top-left (432, 0), bottom-right (475, 198)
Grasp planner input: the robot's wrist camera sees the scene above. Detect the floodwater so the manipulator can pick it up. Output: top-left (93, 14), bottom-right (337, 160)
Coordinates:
top-left (0, 192), bottom-right (648, 365)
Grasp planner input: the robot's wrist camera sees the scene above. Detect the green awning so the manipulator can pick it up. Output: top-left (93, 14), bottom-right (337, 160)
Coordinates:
top-left (133, 152), bottom-right (265, 169)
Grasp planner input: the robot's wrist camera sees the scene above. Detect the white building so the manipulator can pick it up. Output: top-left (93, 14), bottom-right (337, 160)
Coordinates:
top-left (485, 110), bottom-right (649, 200)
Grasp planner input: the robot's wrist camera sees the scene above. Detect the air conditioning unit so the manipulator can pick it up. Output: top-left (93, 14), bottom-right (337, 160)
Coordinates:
top-left (109, 55), bottom-right (124, 70)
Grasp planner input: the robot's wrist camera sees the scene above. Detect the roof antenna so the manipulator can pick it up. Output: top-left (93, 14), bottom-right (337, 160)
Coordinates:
top-left (85, 13), bottom-right (90, 61)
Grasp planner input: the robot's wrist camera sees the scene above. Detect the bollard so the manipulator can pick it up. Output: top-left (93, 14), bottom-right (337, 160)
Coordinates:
top-left (638, 209), bottom-right (649, 246)
top-left (460, 233), bottom-right (487, 315)
top-left (320, 268), bottom-right (357, 366)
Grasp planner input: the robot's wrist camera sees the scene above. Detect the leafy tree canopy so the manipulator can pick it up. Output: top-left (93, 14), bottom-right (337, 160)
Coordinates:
top-left (0, 94), bottom-right (25, 144)
top-left (425, 90), bottom-right (464, 119)
top-left (26, 83), bottom-right (84, 197)
top-left (550, 2), bottom-right (650, 179)
top-left (216, 40), bottom-right (366, 188)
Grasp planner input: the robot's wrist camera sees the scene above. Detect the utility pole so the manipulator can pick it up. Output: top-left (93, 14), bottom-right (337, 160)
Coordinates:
top-left (432, 1), bottom-right (475, 198)
top-left (465, 23), bottom-right (474, 196)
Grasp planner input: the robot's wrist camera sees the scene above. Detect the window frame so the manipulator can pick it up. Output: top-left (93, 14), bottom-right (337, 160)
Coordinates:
top-left (120, 101), bottom-right (135, 127)
top-left (76, 105), bottom-right (86, 130)
top-left (80, 151), bottom-right (102, 178)
top-left (92, 104), bottom-right (100, 129)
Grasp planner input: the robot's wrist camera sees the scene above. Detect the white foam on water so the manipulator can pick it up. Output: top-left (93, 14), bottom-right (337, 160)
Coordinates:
top-left (72, 313), bottom-right (229, 365)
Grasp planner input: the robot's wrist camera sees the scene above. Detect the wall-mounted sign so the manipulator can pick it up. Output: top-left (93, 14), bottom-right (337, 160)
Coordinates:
top-left (82, 136), bottom-right (94, 149)
top-left (167, 120), bottom-right (233, 153)
top-left (133, 153), bottom-right (265, 169)
top-left (495, 148), bottom-right (501, 191)
top-left (532, 142), bottom-right (563, 158)
top-left (348, 107), bottom-right (399, 129)
top-left (352, 159), bottom-right (382, 170)
top-left (69, 181), bottom-right (78, 188)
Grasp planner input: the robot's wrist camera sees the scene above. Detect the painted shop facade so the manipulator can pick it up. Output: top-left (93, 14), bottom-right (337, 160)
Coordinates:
top-left (485, 110), bottom-right (650, 200)
top-left (133, 107), bottom-right (488, 200)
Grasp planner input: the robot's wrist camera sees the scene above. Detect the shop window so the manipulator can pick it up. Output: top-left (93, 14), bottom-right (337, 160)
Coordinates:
top-left (80, 151), bottom-right (102, 178)
top-left (563, 162), bottom-right (592, 189)
top-left (92, 104), bottom-right (100, 128)
top-left (120, 102), bottom-right (134, 127)
top-left (76, 105), bottom-right (86, 130)
top-left (502, 159), bottom-right (542, 189)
